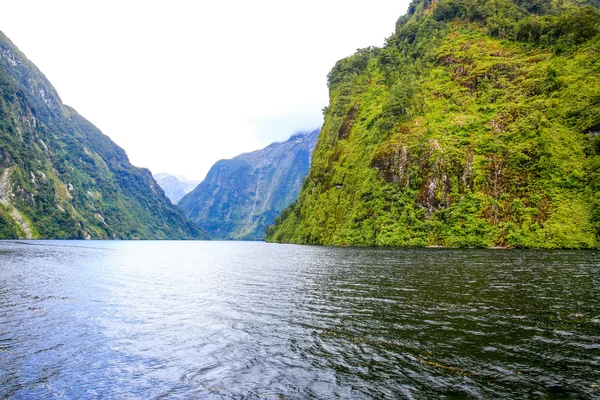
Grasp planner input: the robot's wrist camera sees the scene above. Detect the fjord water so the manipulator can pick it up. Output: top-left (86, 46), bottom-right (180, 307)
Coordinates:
top-left (0, 242), bottom-right (599, 399)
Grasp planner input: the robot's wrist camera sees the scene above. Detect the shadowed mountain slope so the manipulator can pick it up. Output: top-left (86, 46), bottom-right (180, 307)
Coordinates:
top-left (179, 130), bottom-right (319, 240)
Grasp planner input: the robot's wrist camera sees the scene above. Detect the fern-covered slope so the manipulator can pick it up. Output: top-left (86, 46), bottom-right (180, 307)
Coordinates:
top-left (0, 31), bottom-right (207, 239)
top-left (267, 0), bottom-right (600, 248)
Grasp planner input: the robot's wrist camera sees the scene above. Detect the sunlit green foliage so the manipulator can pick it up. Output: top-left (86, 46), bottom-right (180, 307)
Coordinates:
top-left (267, 0), bottom-right (600, 248)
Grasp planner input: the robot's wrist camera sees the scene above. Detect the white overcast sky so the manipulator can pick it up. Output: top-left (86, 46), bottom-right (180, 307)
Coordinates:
top-left (0, 0), bottom-right (410, 180)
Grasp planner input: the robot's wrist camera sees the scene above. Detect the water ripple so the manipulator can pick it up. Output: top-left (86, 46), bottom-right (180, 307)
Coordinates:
top-left (0, 241), bottom-right (599, 399)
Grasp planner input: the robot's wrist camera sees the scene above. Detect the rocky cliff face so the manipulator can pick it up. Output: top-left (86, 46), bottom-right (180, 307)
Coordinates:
top-left (0, 31), bottom-right (207, 239)
top-left (267, 0), bottom-right (600, 248)
top-left (153, 173), bottom-right (199, 204)
top-left (179, 130), bottom-right (319, 240)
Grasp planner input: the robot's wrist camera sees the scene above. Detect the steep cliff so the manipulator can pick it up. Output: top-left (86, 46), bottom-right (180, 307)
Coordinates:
top-left (267, 0), bottom-right (600, 248)
top-left (179, 130), bottom-right (319, 240)
top-left (153, 173), bottom-right (199, 204)
top-left (0, 31), bottom-right (207, 239)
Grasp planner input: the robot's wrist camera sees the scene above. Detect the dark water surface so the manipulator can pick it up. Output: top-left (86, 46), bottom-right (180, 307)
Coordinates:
top-left (0, 241), bottom-right (599, 399)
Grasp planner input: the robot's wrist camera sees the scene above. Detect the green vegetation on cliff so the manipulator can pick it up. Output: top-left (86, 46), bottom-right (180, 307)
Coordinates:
top-left (0, 31), bottom-right (207, 239)
top-left (267, 0), bottom-right (600, 248)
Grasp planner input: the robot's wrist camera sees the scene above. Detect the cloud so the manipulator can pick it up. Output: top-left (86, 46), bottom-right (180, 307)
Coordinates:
top-left (251, 112), bottom-right (323, 144)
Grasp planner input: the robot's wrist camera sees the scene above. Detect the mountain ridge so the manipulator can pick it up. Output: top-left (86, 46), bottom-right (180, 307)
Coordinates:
top-left (179, 129), bottom-right (319, 240)
top-left (153, 173), bottom-right (200, 204)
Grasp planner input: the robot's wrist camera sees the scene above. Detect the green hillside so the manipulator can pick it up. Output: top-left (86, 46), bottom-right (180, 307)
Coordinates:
top-left (267, 0), bottom-right (600, 248)
top-left (0, 31), bottom-right (207, 239)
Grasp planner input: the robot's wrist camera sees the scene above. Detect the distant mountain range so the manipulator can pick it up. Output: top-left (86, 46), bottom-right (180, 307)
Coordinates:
top-left (153, 173), bottom-right (200, 204)
top-left (179, 130), bottom-right (320, 240)
top-left (0, 31), bottom-right (207, 239)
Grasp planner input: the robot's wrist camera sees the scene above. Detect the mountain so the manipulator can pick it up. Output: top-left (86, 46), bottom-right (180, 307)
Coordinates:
top-left (179, 130), bottom-right (320, 240)
top-left (153, 173), bottom-right (200, 204)
top-left (0, 31), bottom-right (207, 239)
top-left (267, 0), bottom-right (600, 249)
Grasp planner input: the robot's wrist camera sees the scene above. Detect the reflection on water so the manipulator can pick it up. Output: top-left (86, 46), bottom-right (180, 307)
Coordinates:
top-left (0, 241), bottom-right (599, 399)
